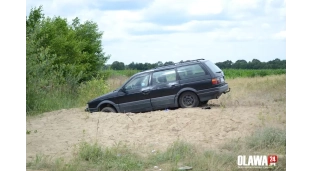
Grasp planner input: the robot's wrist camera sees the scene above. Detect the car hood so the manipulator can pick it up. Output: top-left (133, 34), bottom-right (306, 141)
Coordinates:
top-left (87, 91), bottom-right (118, 104)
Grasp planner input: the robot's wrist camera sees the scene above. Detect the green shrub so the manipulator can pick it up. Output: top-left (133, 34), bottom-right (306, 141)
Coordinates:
top-left (77, 78), bottom-right (110, 106)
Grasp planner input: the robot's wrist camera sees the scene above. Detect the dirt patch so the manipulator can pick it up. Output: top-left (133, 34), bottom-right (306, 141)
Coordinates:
top-left (27, 105), bottom-right (269, 162)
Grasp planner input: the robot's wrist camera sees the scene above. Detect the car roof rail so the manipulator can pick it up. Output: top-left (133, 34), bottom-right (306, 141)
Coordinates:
top-left (178, 58), bottom-right (205, 63)
top-left (154, 59), bottom-right (205, 69)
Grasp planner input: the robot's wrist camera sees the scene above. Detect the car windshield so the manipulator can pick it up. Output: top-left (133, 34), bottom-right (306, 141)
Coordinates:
top-left (124, 74), bottom-right (149, 90)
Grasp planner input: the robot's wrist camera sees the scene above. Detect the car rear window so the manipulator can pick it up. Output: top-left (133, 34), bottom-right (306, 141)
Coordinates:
top-left (204, 61), bottom-right (222, 73)
top-left (177, 64), bottom-right (206, 80)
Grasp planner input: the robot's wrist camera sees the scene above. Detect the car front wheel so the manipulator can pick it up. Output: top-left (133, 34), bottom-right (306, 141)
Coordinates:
top-left (179, 92), bottom-right (199, 108)
top-left (101, 107), bottom-right (116, 113)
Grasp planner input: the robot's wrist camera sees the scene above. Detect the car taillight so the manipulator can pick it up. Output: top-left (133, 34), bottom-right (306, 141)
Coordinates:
top-left (212, 78), bottom-right (219, 85)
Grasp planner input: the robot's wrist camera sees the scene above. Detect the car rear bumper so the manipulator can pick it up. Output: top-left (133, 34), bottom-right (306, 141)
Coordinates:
top-left (218, 83), bottom-right (230, 94)
top-left (197, 83), bottom-right (230, 101)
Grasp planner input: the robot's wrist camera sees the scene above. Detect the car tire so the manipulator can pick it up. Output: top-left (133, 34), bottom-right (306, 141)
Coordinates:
top-left (179, 92), bottom-right (199, 108)
top-left (101, 107), bottom-right (116, 113)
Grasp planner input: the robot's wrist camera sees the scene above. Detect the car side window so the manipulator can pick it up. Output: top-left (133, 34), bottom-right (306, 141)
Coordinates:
top-left (152, 69), bottom-right (176, 85)
top-left (124, 74), bottom-right (150, 90)
top-left (177, 64), bottom-right (206, 80)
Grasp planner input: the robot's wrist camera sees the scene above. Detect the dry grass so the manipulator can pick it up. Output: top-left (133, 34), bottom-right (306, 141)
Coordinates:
top-left (217, 75), bottom-right (286, 107)
top-left (211, 75), bottom-right (286, 127)
top-left (106, 75), bottom-right (129, 91)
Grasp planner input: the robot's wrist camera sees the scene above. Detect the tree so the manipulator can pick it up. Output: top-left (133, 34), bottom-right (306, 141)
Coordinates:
top-left (137, 63), bottom-right (144, 70)
top-left (26, 6), bottom-right (110, 82)
top-left (216, 60), bottom-right (233, 69)
top-left (251, 59), bottom-right (261, 63)
top-left (267, 58), bottom-right (283, 69)
top-left (128, 62), bottom-right (136, 69)
top-left (156, 61), bottom-right (163, 67)
top-left (164, 61), bottom-right (174, 66)
top-left (111, 61), bottom-right (125, 70)
top-left (249, 59), bottom-right (262, 69)
top-left (26, 5), bottom-right (44, 36)
top-left (233, 60), bottom-right (248, 69)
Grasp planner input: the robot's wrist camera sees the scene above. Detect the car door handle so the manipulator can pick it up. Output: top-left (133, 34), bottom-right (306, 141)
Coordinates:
top-left (171, 84), bottom-right (179, 87)
top-left (141, 90), bottom-right (150, 95)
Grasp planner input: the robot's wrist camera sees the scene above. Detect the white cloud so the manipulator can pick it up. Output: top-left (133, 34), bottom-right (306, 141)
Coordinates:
top-left (187, 0), bottom-right (224, 15)
top-left (229, 0), bottom-right (262, 10)
top-left (140, 0), bottom-right (224, 18)
top-left (264, 0), bottom-right (285, 19)
top-left (273, 30), bottom-right (286, 40)
top-left (163, 20), bottom-right (235, 32)
top-left (26, 0), bottom-right (286, 64)
top-left (261, 23), bottom-right (271, 29)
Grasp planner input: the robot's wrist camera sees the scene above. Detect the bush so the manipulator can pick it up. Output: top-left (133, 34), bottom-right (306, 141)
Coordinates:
top-left (77, 78), bottom-right (110, 106)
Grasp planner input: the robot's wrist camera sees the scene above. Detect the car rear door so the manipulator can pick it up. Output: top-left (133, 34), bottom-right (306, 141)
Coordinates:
top-left (177, 63), bottom-right (212, 91)
top-left (149, 68), bottom-right (180, 110)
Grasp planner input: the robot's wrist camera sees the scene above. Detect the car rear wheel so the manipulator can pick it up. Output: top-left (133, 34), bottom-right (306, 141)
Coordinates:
top-left (101, 107), bottom-right (116, 113)
top-left (179, 92), bottom-right (199, 108)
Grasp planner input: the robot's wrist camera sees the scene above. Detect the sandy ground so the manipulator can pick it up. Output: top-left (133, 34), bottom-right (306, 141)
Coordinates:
top-left (26, 104), bottom-right (271, 162)
top-left (26, 75), bottom-right (286, 164)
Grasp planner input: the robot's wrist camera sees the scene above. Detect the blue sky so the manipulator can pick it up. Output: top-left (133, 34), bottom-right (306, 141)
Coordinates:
top-left (26, 0), bottom-right (286, 64)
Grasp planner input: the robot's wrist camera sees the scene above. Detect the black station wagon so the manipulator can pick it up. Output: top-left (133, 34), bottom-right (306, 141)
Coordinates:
top-left (85, 59), bottom-right (230, 113)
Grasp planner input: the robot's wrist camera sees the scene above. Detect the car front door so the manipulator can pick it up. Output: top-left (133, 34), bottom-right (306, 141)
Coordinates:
top-left (149, 68), bottom-right (180, 110)
top-left (117, 73), bottom-right (152, 113)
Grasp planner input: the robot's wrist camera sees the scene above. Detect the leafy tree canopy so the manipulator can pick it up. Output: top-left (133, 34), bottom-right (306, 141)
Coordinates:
top-left (26, 6), bottom-right (110, 82)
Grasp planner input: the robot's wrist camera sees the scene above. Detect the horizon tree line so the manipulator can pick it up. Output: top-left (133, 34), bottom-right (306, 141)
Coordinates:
top-left (107, 58), bottom-right (286, 70)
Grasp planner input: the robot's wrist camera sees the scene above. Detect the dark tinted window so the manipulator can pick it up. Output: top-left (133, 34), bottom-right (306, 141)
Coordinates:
top-left (177, 64), bottom-right (206, 80)
top-left (205, 61), bottom-right (222, 73)
top-left (152, 69), bottom-right (176, 85)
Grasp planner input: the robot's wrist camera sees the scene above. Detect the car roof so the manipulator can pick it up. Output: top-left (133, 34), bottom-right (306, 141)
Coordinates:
top-left (132, 59), bottom-right (210, 77)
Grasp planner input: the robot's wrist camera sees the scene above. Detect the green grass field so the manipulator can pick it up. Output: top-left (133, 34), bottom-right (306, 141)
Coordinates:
top-left (103, 69), bottom-right (286, 79)
top-left (223, 69), bottom-right (286, 78)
